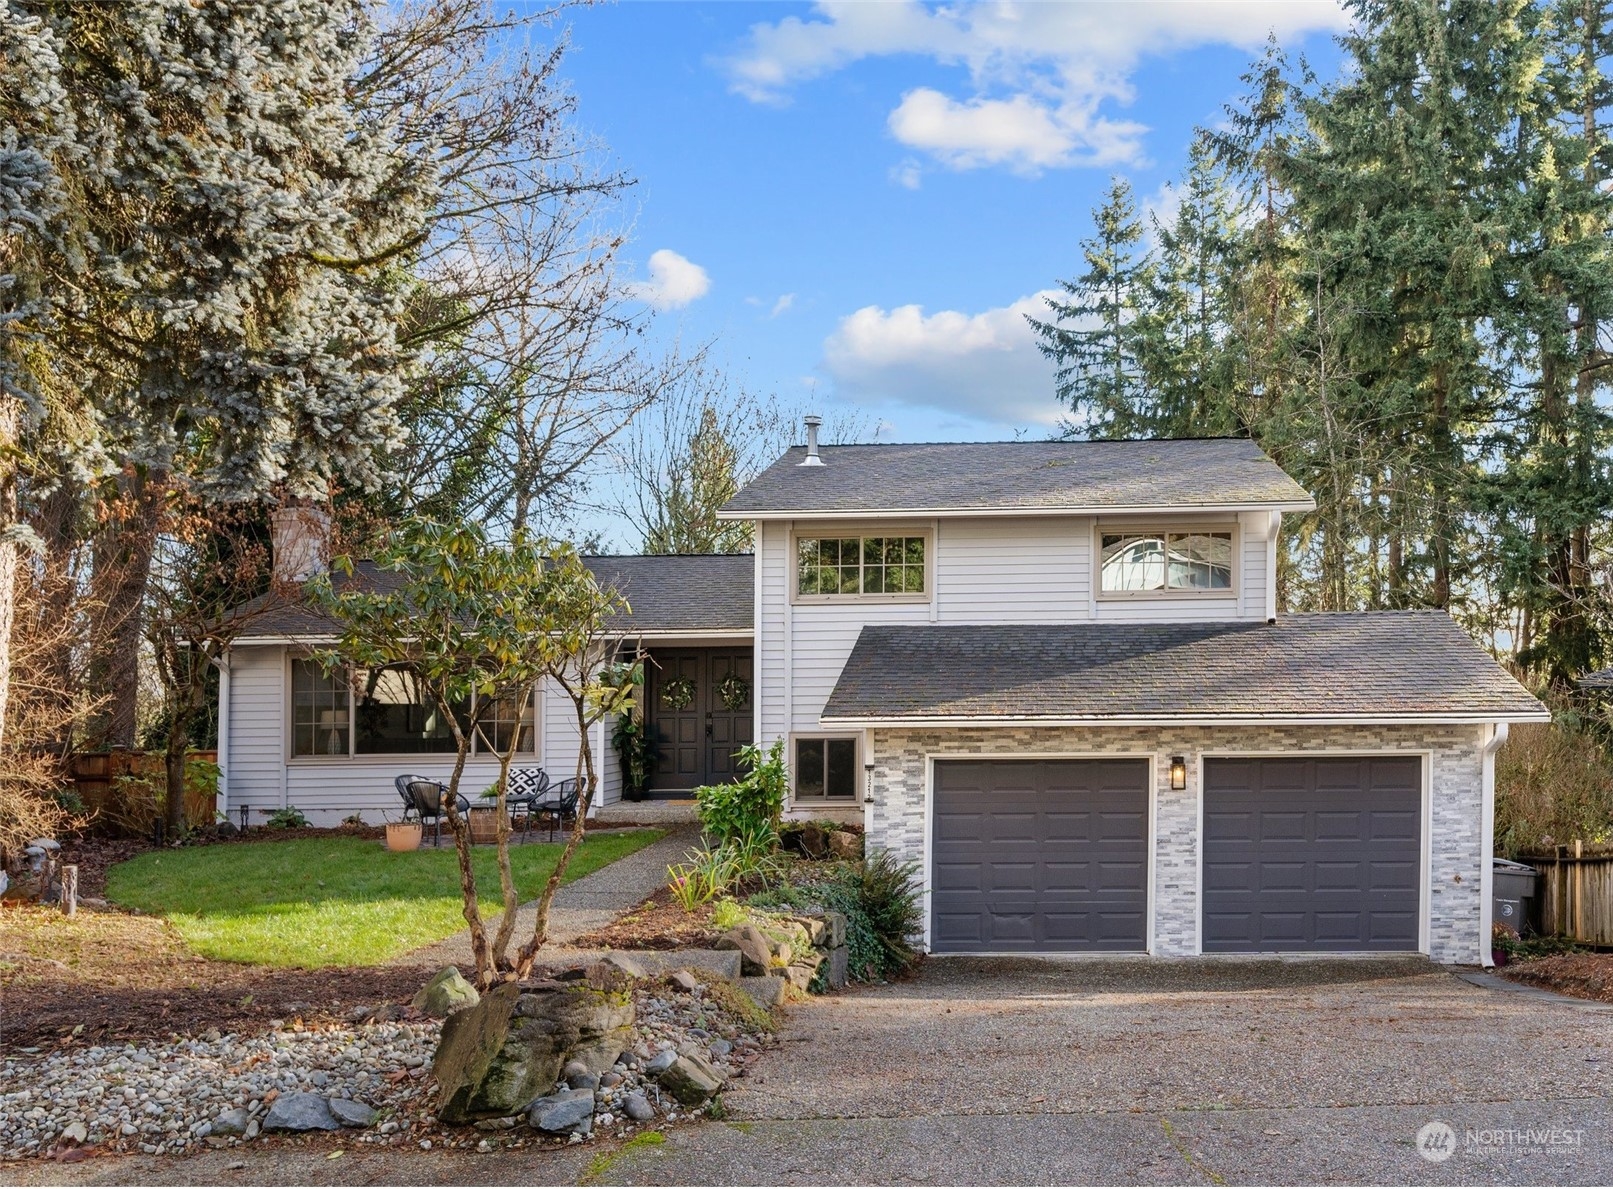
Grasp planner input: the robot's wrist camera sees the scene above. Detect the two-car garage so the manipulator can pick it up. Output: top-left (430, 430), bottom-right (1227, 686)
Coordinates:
top-left (928, 756), bottom-right (1424, 955)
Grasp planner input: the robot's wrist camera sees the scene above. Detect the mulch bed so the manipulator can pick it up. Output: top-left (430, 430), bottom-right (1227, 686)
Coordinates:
top-left (1501, 951), bottom-right (1613, 1004)
top-left (570, 885), bottom-right (722, 951)
top-left (0, 903), bottom-right (430, 1052)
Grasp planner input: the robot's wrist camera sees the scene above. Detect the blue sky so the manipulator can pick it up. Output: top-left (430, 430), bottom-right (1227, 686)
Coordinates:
top-left (537, 1), bottom-right (1349, 444)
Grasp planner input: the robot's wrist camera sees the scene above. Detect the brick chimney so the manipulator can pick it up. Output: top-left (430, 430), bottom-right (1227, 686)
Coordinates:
top-left (270, 501), bottom-right (331, 587)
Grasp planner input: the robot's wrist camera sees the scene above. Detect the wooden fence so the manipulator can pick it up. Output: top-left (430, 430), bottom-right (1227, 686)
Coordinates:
top-left (70, 749), bottom-right (218, 836)
top-left (1523, 848), bottom-right (1613, 947)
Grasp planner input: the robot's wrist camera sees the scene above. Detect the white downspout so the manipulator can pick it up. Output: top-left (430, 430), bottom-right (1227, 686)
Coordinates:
top-left (1479, 722), bottom-right (1509, 968)
top-left (1265, 509), bottom-right (1280, 622)
top-left (213, 653), bottom-right (231, 823)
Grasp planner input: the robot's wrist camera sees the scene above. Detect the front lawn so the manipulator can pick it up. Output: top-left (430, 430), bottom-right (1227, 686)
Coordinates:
top-left (104, 829), bottom-right (663, 968)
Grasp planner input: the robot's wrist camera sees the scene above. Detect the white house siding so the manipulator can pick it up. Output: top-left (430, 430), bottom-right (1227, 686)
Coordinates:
top-left (225, 645), bottom-right (607, 826)
top-left (864, 722), bottom-right (1488, 965)
top-left (757, 513), bottom-right (1278, 741)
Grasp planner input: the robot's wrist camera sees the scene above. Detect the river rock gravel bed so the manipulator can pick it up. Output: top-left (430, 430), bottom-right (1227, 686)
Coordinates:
top-left (1, 973), bottom-right (773, 1162)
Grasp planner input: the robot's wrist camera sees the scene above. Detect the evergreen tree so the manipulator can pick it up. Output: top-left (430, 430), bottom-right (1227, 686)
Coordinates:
top-left (1029, 179), bottom-right (1155, 437)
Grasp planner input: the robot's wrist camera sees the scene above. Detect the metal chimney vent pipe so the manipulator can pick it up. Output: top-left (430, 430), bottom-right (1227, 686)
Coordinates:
top-left (799, 414), bottom-right (825, 466)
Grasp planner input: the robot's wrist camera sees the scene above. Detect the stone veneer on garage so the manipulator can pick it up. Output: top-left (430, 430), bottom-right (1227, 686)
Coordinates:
top-left (863, 723), bottom-right (1489, 965)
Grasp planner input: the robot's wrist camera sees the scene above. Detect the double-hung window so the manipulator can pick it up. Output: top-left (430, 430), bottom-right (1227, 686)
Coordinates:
top-left (290, 659), bottom-right (537, 758)
top-left (796, 535), bottom-right (926, 598)
top-left (1099, 530), bottom-right (1234, 595)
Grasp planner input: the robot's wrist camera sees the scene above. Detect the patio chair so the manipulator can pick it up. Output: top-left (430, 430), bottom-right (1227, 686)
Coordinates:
top-left (532, 778), bottom-right (580, 843)
top-left (393, 774), bottom-right (469, 848)
top-left (505, 767), bottom-right (551, 842)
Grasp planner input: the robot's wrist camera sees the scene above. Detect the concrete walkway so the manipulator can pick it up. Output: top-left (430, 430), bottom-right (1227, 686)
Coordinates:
top-left (393, 825), bottom-right (697, 969)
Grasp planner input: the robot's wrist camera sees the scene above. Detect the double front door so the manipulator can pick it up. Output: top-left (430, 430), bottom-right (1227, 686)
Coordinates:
top-left (645, 648), bottom-right (754, 794)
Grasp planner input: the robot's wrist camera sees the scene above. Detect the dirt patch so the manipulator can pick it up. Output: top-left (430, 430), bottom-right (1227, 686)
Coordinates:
top-left (0, 903), bottom-right (431, 1052)
top-left (1501, 951), bottom-right (1613, 1004)
top-left (569, 885), bottom-right (721, 950)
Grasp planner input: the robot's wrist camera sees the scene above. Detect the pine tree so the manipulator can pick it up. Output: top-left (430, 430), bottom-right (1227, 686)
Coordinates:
top-left (1029, 179), bottom-right (1155, 437)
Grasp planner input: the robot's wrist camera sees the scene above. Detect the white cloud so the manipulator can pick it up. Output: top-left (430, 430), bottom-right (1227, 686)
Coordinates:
top-left (722, 1), bottom-right (1347, 173)
top-left (625, 249), bottom-right (711, 310)
top-left (888, 87), bottom-right (1144, 173)
top-left (770, 293), bottom-right (796, 318)
top-left (822, 290), bottom-right (1063, 426)
top-left (889, 157), bottom-right (924, 189)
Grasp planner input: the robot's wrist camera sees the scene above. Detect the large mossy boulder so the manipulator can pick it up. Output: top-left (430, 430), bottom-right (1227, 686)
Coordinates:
top-left (432, 979), bottom-right (635, 1124)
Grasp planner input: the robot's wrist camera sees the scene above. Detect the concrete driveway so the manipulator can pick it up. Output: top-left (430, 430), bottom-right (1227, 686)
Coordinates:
top-left (19, 957), bottom-right (1611, 1186)
top-left (600, 956), bottom-right (1612, 1185)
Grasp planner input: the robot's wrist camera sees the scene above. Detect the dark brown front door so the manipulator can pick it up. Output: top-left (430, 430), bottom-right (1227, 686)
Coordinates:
top-left (646, 648), bottom-right (754, 794)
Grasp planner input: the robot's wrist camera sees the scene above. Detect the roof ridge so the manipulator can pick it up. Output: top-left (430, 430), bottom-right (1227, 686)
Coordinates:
top-left (778, 437), bottom-right (1255, 450)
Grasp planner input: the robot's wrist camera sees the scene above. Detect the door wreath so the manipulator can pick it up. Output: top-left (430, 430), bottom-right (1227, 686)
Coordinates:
top-left (660, 675), bottom-right (696, 711)
top-left (717, 671), bottom-right (751, 711)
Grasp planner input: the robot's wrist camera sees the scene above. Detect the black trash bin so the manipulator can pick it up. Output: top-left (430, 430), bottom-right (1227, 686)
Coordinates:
top-left (1492, 857), bottom-right (1538, 936)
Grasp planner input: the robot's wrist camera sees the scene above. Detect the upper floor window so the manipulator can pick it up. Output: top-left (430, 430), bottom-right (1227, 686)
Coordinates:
top-left (1100, 530), bottom-right (1233, 594)
top-left (291, 659), bottom-right (536, 758)
top-left (797, 535), bottom-right (925, 598)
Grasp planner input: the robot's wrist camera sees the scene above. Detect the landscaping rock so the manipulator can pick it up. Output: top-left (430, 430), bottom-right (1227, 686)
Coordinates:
top-left (526, 1089), bottom-right (595, 1135)
top-left (600, 953), bottom-right (649, 980)
top-left (645, 1049), bottom-right (678, 1074)
top-left (668, 969), bottom-right (700, 994)
top-left (622, 1093), bottom-right (655, 1122)
top-left (825, 944), bottom-right (849, 990)
top-left (709, 1039), bottom-right (732, 1058)
top-left (59, 1120), bottom-right (87, 1145)
top-left (433, 980), bottom-right (634, 1123)
top-left (785, 950), bottom-right (825, 992)
top-left (738, 975), bottom-right (787, 1008)
top-left (827, 830), bottom-right (862, 860)
top-left (412, 966), bottom-right (480, 1017)
top-left (714, 925), bottom-right (774, 975)
top-left (262, 1092), bottom-right (340, 1132)
top-left (327, 1098), bottom-right (376, 1128)
top-left (823, 911), bottom-right (846, 948)
top-left (655, 1052), bottom-right (724, 1106)
top-left (210, 1108), bottom-right (250, 1138)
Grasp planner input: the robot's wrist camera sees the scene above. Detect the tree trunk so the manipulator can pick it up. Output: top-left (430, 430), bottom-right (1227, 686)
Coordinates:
top-left (515, 696), bottom-right (596, 980)
top-left (164, 717), bottom-right (189, 838)
top-left (86, 471), bottom-right (160, 749)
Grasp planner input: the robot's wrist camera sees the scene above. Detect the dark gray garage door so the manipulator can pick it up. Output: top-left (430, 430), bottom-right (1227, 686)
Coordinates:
top-left (1203, 757), bottom-right (1422, 952)
top-left (931, 759), bottom-right (1149, 953)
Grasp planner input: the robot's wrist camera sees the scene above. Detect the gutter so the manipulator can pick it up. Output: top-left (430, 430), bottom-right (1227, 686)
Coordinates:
top-left (819, 711), bottom-right (1553, 729)
top-left (717, 500), bottom-right (1317, 522)
top-left (1480, 722), bottom-right (1510, 969)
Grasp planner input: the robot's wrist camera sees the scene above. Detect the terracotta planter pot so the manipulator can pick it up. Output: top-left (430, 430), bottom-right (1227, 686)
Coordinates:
top-left (469, 806), bottom-right (501, 846)
top-left (385, 822), bottom-right (423, 852)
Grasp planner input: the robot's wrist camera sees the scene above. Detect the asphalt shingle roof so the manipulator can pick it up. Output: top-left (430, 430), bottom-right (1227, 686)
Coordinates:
top-left (721, 438), bottom-right (1315, 517)
top-left (820, 613), bottom-right (1547, 723)
top-left (231, 554), bottom-right (753, 641)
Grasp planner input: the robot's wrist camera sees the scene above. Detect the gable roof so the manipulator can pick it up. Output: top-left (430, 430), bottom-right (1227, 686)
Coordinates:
top-left (821, 613), bottom-right (1547, 725)
top-left (719, 438), bottom-right (1315, 519)
top-left (228, 554), bottom-right (753, 643)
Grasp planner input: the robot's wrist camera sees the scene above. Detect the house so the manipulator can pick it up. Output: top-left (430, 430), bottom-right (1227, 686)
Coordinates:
top-left (220, 429), bottom-right (1547, 964)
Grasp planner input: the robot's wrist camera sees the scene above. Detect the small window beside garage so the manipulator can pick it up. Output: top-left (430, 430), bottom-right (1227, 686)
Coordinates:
top-left (794, 737), bottom-right (858, 800)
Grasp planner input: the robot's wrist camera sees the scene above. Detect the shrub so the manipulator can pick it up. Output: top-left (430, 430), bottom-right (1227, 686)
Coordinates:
top-left (264, 806), bottom-right (311, 829)
top-left (667, 846), bottom-right (739, 912)
top-left (747, 850), bottom-right (922, 984)
top-left (712, 897), bottom-right (748, 931)
top-left (1496, 720), bottom-right (1613, 856)
top-left (696, 740), bottom-right (786, 846)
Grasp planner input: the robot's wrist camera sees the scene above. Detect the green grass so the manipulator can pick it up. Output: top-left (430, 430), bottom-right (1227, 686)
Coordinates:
top-left (105, 829), bottom-right (664, 968)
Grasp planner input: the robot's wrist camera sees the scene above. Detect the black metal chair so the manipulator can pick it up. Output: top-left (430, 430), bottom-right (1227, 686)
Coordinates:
top-left (393, 774), bottom-right (469, 848)
top-left (532, 778), bottom-right (580, 842)
top-left (505, 767), bottom-right (551, 843)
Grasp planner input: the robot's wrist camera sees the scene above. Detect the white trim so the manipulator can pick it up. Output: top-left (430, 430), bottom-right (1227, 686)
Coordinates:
top-left (921, 751), bottom-right (1157, 956)
top-left (1195, 749), bottom-right (1434, 958)
top-left (823, 711), bottom-right (1552, 728)
top-left (215, 654), bottom-right (231, 820)
top-left (1264, 509), bottom-right (1280, 621)
top-left (752, 546), bottom-right (764, 751)
top-left (717, 500), bottom-right (1317, 522)
top-left (240, 628), bottom-right (753, 648)
top-left (782, 520), bottom-right (794, 734)
top-left (1480, 722), bottom-right (1509, 968)
top-left (1193, 750), bottom-right (1204, 956)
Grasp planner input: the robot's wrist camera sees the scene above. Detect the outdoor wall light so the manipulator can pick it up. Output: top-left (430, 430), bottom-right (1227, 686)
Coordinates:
top-left (863, 761), bottom-right (875, 804)
top-left (1169, 755), bottom-right (1188, 791)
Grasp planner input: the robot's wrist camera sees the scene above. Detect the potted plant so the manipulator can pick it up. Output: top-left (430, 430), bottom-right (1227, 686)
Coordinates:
top-left (384, 815), bottom-right (423, 852)
top-left (612, 714), bottom-right (657, 802)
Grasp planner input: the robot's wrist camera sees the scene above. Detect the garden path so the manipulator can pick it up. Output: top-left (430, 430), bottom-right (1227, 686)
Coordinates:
top-left (392, 825), bottom-right (697, 969)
